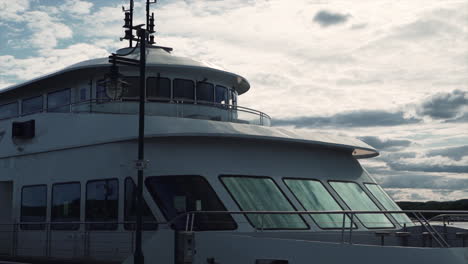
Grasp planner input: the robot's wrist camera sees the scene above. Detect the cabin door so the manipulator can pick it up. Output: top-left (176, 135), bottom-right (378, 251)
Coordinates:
top-left (0, 181), bottom-right (13, 256)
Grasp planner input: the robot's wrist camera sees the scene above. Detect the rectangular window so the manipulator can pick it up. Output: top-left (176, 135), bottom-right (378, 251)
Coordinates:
top-left (284, 179), bottom-right (353, 229)
top-left (173, 79), bottom-right (195, 101)
top-left (215, 85), bottom-right (228, 104)
top-left (329, 181), bottom-right (394, 229)
top-left (47, 89), bottom-right (71, 112)
top-left (196, 82), bottom-right (214, 103)
top-left (22, 96), bottom-right (43, 115)
top-left (221, 176), bottom-right (308, 230)
top-left (365, 183), bottom-right (413, 226)
top-left (146, 175), bottom-right (236, 231)
top-left (231, 90), bottom-right (238, 106)
top-left (0, 102), bottom-right (18, 119)
top-left (122, 76), bottom-right (140, 98)
top-left (147, 77), bottom-right (171, 101)
top-left (21, 185), bottom-right (47, 230)
top-left (86, 179), bottom-right (118, 230)
top-left (125, 178), bottom-right (158, 230)
top-left (51, 182), bottom-right (81, 230)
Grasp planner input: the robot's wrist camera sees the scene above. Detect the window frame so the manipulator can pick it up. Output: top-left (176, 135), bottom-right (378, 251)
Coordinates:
top-left (195, 81), bottom-right (215, 103)
top-left (20, 184), bottom-right (47, 230)
top-left (51, 181), bottom-right (81, 230)
top-left (0, 101), bottom-right (19, 120)
top-left (328, 180), bottom-right (395, 230)
top-left (145, 175), bottom-right (238, 231)
top-left (219, 175), bottom-right (309, 231)
top-left (47, 88), bottom-right (71, 112)
top-left (21, 95), bottom-right (44, 116)
top-left (85, 178), bottom-right (119, 231)
top-left (146, 76), bottom-right (172, 102)
top-left (172, 78), bottom-right (195, 102)
top-left (124, 177), bottom-right (158, 230)
top-left (282, 177), bottom-right (356, 230)
top-left (121, 76), bottom-right (141, 99)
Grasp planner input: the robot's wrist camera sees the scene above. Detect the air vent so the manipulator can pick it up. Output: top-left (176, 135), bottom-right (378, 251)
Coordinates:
top-left (12, 120), bottom-right (35, 139)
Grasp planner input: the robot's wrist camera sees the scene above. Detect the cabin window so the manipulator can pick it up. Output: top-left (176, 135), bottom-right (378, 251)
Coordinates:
top-left (220, 176), bottom-right (308, 230)
top-left (21, 185), bottom-right (47, 230)
top-left (173, 79), bottom-right (195, 102)
top-left (47, 89), bottom-right (71, 112)
top-left (86, 179), bottom-right (118, 230)
top-left (364, 183), bottom-right (413, 226)
top-left (145, 175), bottom-right (236, 231)
top-left (147, 77), bottom-right (171, 101)
top-left (231, 90), bottom-right (238, 106)
top-left (196, 82), bottom-right (214, 103)
top-left (215, 85), bottom-right (228, 104)
top-left (0, 102), bottom-right (18, 119)
top-left (124, 178), bottom-right (158, 230)
top-left (51, 182), bottom-right (81, 230)
top-left (122, 77), bottom-right (140, 98)
top-left (284, 179), bottom-right (353, 229)
top-left (96, 79), bottom-right (111, 102)
top-left (22, 96), bottom-right (43, 115)
top-left (329, 181), bottom-right (394, 229)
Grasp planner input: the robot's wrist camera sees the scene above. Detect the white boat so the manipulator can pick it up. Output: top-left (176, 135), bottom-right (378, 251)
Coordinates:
top-left (0, 1), bottom-right (467, 263)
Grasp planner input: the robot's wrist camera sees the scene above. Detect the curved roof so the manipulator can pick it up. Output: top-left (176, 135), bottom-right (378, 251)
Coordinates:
top-left (0, 46), bottom-right (251, 95)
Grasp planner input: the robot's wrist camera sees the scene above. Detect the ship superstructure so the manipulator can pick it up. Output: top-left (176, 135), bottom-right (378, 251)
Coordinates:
top-left (0, 1), bottom-right (467, 264)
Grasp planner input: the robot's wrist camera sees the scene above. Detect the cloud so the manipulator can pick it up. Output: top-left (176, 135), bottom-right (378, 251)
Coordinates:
top-left (273, 110), bottom-right (420, 128)
top-left (25, 11), bottom-right (73, 49)
top-left (380, 174), bottom-right (468, 190)
top-left (313, 10), bottom-right (350, 27)
top-left (387, 158), bottom-right (468, 173)
top-left (358, 136), bottom-right (411, 151)
top-left (418, 89), bottom-right (468, 119)
top-left (427, 145), bottom-right (468, 161)
top-left (60, 0), bottom-right (94, 15)
top-left (0, 0), bottom-right (29, 21)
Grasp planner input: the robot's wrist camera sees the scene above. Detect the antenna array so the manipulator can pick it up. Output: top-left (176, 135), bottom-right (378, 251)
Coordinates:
top-left (121, 0), bottom-right (157, 47)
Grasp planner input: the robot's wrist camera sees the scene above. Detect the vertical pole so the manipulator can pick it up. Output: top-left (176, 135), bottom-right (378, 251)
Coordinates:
top-left (134, 28), bottom-right (146, 264)
top-left (129, 0), bottom-right (134, 47)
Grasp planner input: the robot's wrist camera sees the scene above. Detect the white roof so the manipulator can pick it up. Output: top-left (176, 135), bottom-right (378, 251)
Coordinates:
top-left (0, 46), bottom-right (250, 95)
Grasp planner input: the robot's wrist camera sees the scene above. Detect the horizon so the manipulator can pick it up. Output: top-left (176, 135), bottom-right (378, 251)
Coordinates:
top-left (0, 0), bottom-right (467, 202)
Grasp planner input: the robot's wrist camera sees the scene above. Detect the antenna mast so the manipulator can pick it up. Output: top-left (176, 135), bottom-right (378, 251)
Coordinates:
top-left (146, 0), bottom-right (157, 45)
top-left (122, 0), bottom-right (135, 47)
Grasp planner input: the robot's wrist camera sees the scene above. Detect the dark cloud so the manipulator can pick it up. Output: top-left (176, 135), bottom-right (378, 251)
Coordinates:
top-left (427, 145), bottom-right (468, 161)
top-left (380, 174), bottom-right (468, 190)
top-left (313, 10), bottom-right (350, 27)
top-left (358, 136), bottom-right (411, 151)
top-left (418, 89), bottom-right (467, 119)
top-left (387, 160), bottom-right (468, 173)
top-left (273, 110), bottom-right (421, 128)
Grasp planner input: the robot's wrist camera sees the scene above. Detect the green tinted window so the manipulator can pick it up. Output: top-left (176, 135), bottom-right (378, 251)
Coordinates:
top-left (284, 179), bottom-right (352, 229)
top-left (221, 176), bottom-right (307, 230)
top-left (365, 184), bottom-right (413, 226)
top-left (329, 181), bottom-right (393, 228)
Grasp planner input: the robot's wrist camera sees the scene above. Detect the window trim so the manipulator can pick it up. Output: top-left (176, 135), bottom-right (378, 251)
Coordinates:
top-left (219, 175), bottom-right (309, 231)
top-left (20, 184), bottom-right (47, 230)
top-left (327, 180), bottom-right (395, 229)
top-left (21, 95), bottom-right (44, 116)
top-left (51, 181), bottom-right (81, 230)
top-left (46, 88), bottom-right (72, 112)
top-left (145, 174), bottom-right (238, 231)
top-left (172, 78), bottom-right (195, 102)
top-left (85, 178), bottom-right (119, 231)
top-left (282, 177), bottom-right (356, 230)
top-left (0, 101), bottom-right (19, 120)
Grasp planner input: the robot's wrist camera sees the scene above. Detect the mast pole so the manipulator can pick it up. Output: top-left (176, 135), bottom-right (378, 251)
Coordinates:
top-left (129, 0), bottom-right (134, 47)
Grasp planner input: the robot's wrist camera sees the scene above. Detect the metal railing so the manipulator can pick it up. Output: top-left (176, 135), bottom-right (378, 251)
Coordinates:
top-left (168, 210), bottom-right (468, 247)
top-left (1, 99), bottom-right (272, 126)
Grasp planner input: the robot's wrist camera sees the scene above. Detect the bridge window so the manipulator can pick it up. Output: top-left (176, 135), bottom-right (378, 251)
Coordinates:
top-left (22, 95), bottom-right (43, 115)
top-left (146, 175), bottom-right (236, 231)
top-left (173, 79), bottom-right (195, 102)
top-left (147, 77), bottom-right (171, 101)
top-left (21, 185), bottom-right (47, 230)
top-left (365, 183), bottom-right (413, 226)
top-left (0, 102), bottom-right (18, 119)
top-left (47, 89), bottom-right (71, 112)
top-left (122, 76), bottom-right (140, 98)
top-left (221, 176), bottom-right (308, 230)
top-left (86, 179), bottom-right (119, 230)
top-left (284, 179), bottom-right (353, 229)
top-left (96, 79), bottom-right (111, 102)
top-left (51, 182), bottom-right (81, 230)
top-left (329, 181), bottom-right (394, 229)
top-left (125, 178), bottom-right (158, 230)
top-left (196, 82), bottom-right (214, 103)
top-left (215, 85), bottom-right (228, 104)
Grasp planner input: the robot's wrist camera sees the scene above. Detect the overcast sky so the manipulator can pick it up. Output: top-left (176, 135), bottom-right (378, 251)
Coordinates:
top-left (0, 0), bottom-right (467, 202)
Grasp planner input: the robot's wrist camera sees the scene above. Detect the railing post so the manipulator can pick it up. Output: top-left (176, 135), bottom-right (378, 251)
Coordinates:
top-left (190, 213), bottom-right (195, 232)
top-left (45, 222), bottom-right (51, 257)
top-left (341, 213), bottom-right (346, 244)
top-left (12, 223), bottom-right (18, 257)
top-left (348, 213), bottom-right (354, 245)
top-left (261, 214), bottom-right (264, 232)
